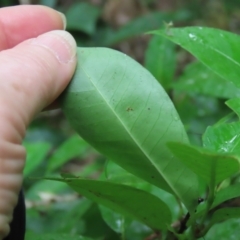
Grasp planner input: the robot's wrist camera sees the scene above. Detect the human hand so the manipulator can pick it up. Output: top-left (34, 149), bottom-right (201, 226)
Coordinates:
top-left (0, 5), bottom-right (77, 238)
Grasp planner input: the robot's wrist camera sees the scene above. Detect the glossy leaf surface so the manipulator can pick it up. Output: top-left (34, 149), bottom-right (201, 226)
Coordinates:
top-left (173, 61), bottom-right (240, 99)
top-left (203, 122), bottom-right (240, 154)
top-left (151, 27), bottom-right (240, 89)
top-left (48, 177), bottom-right (172, 230)
top-left (60, 47), bottom-right (199, 211)
top-left (168, 142), bottom-right (240, 186)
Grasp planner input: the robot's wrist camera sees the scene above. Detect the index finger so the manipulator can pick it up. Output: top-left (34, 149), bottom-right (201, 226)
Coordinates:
top-left (0, 5), bottom-right (65, 50)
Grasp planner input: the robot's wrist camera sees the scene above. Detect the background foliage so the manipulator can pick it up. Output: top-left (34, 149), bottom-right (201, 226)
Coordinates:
top-left (2, 0), bottom-right (240, 239)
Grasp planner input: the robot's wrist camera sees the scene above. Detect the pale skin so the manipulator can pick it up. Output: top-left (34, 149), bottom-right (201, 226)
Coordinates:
top-left (0, 5), bottom-right (77, 238)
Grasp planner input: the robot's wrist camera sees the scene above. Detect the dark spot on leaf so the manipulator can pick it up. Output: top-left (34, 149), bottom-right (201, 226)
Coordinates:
top-left (148, 108), bottom-right (151, 110)
top-left (151, 176), bottom-right (155, 179)
top-left (127, 107), bottom-right (133, 112)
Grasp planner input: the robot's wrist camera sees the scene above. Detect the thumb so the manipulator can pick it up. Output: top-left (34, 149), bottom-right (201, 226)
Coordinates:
top-left (0, 30), bottom-right (77, 238)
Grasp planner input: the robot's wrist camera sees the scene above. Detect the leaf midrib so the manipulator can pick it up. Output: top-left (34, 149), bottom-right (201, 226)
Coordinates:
top-left (80, 58), bottom-right (179, 195)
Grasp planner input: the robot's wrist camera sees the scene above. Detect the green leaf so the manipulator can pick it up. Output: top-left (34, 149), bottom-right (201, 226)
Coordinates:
top-left (25, 233), bottom-right (93, 240)
top-left (212, 112), bottom-right (236, 127)
top-left (145, 35), bottom-right (176, 89)
top-left (173, 61), bottom-right (240, 99)
top-left (151, 27), bottom-right (240, 89)
top-left (205, 218), bottom-right (240, 240)
top-left (79, 202), bottom-right (118, 239)
top-left (24, 142), bottom-right (51, 177)
top-left (195, 183), bottom-right (240, 220)
top-left (192, 183), bottom-right (240, 223)
top-left (213, 183), bottom-right (240, 209)
top-left (39, 0), bottom-right (57, 7)
top-left (103, 10), bottom-right (192, 46)
top-left (197, 208), bottom-right (240, 238)
top-left (47, 177), bottom-right (172, 230)
top-left (99, 204), bottom-right (132, 233)
top-left (99, 204), bottom-right (152, 239)
top-left (58, 198), bottom-right (93, 233)
top-left (104, 160), bottom-right (153, 191)
top-left (60, 47), bottom-right (199, 212)
top-left (210, 208), bottom-right (240, 226)
top-left (168, 142), bottom-right (240, 187)
top-left (104, 161), bottom-right (179, 220)
top-left (47, 135), bottom-right (88, 173)
top-left (173, 92), bottom-right (225, 146)
top-left (203, 122), bottom-right (240, 154)
top-left (66, 2), bottom-right (100, 35)
top-left (226, 98), bottom-right (240, 118)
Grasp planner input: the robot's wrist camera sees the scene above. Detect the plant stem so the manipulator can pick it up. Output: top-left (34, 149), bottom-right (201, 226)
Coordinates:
top-left (178, 212), bottom-right (190, 234)
top-left (176, 197), bottom-right (184, 218)
top-left (121, 216), bottom-right (125, 240)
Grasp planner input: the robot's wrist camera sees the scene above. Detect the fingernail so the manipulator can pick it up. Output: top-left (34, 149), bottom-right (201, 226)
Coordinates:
top-left (31, 30), bottom-right (77, 64)
top-left (57, 11), bottom-right (67, 30)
